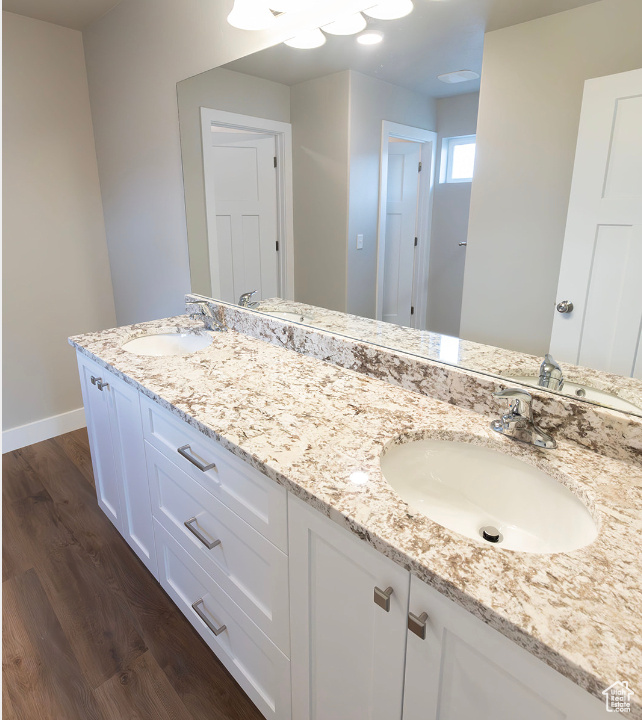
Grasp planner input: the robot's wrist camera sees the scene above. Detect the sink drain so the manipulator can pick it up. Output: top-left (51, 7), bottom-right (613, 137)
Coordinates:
top-left (480, 526), bottom-right (503, 544)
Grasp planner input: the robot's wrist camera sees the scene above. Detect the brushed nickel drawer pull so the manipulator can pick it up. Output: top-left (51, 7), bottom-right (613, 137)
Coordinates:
top-left (90, 375), bottom-right (98, 386)
top-left (374, 586), bottom-right (394, 612)
top-left (184, 517), bottom-right (221, 550)
top-left (192, 598), bottom-right (226, 636)
top-left (177, 444), bottom-right (216, 472)
top-left (96, 379), bottom-right (109, 391)
top-left (408, 611), bottom-right (429, 639)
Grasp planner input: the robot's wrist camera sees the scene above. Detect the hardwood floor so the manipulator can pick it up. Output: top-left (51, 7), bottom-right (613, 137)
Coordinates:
top-left (2, 428), bottom-right (264, 720)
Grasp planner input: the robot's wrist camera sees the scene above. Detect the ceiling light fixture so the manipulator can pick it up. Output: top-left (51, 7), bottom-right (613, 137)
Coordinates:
top-left (437, 69), bottom-right (480, 84)
top-left (363, 0), bottom-right (414, 20)
top-left (323, 12), bottom-right (367, 35)
top-left (357, 31), bottom-right (383, 45)
top-left (227, 0), bottom-right (276, 30)
top-left (284, 27), bottom-right (327, 49)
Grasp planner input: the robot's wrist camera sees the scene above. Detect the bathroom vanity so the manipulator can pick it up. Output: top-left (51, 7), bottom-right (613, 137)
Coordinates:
top-left (70, 310), bottom-right (641, 720)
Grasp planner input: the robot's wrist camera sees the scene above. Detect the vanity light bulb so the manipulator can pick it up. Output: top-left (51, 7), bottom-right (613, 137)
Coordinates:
top-left (284, 27), bottom-right (326, 49)
top-left (227, 0), bottom-right (276, 30)
top-left (364, 0), bottom-right (414, 20)
top-left (322, 12), bottom-right (367, 36)
top-left (357, 32), bottom-right (383, 45)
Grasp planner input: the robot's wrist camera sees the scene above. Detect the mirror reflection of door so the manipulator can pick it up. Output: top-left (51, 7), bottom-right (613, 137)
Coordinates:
top-left (201, 111), bottom-right (284, 304)
top-left (551, 68), bottom-right (642, 379)
top-left (382, 140), bottom-right (421, 327)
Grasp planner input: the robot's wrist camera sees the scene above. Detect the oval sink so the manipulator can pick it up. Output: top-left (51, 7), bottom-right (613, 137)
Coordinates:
top-left (380, 439), bottom-right (597, 553)
top-left (121, 332), bottom-right (213, 356)
top-left (507, 376), bottom-right (641, 414)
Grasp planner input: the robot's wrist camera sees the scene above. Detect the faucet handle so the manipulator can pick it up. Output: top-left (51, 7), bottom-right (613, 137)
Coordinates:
top-left (493, 388), bottom-right (533, 419)
top-left (239, 290), bottom-right (257, 307)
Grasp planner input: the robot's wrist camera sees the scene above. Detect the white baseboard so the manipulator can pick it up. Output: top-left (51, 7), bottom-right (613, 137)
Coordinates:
top-left (2, 407), bottom-right (86, 454)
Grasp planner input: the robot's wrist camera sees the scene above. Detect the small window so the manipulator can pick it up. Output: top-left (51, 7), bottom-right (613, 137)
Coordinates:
top-left (441, 135), bottom-right (476, 183)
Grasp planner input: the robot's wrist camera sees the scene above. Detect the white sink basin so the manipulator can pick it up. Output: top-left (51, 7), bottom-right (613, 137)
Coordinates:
top-left (261, 310), bottom-right (314, 323)
top-left (121, 332), bottom-right (213, 356)
top-left (507, 376), bottom-right (640, 414)
top-left (380, 439), bottom-right (597, 553)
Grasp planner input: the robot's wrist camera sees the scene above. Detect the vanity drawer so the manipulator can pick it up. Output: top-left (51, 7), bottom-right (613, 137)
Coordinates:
top-left (155, 521), bottom-right (291, 720)
top-left (146, 441), bottom-right (290, 654)
top-left (140, 395), bottom-right (287, 552)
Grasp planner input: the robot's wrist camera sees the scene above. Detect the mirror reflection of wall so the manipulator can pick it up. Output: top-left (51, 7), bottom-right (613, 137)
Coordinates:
top-left (178, 0), bottom-right (642, 385)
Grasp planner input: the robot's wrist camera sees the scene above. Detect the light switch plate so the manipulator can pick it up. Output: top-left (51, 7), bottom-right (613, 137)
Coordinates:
top-left (356, 234), bottom-right (364, 250)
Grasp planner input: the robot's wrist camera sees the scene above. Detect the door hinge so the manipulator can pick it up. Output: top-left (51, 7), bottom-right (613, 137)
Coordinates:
top-left (418, 161), bottom-right (422, 172)
top-left (414, 237), bottom-right (418, 247)
top-left (411, 306), bottom-right (415, 315)
top-left (274, 156), bottom-right (278, 168)
top-left (276, 241), bottom-right (279, 251)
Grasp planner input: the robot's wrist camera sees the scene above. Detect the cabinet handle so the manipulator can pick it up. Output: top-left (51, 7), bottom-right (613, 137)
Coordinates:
top-left (177, 444), bottom-right (216, 472)
top-left (96, 379), bottom-right (109, 391)
top-left (192, 598), bottom-right (227, 636)
top-left (90, 375), bottom-right (98, 386)
top-left (374, 586), bottom-right (394, 612)
top-left (408, 611), bottom-right (429, 639)
top-left (184, 517), bottom-right (221, 550)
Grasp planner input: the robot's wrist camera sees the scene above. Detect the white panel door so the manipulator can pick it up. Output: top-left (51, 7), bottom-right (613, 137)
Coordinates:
top-left (288, 494), bottom-right (409, 720)
top-left (551, 68), bottom-right (642, 378)
top-left (203, 126), bottom-right (279, 304)
top-left (403, 575), bottom-right (605, 720)
top-left (382, 141), bottom-right (421, 326)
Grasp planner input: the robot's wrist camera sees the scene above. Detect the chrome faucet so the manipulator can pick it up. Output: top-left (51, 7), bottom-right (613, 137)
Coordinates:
top-left (491, 388), bottom-right (556, 449)
top-left (539, 353), bottom-right (564, 391)
top-left (189, 300), bottom-right (226, 332)
top-left (239, 290), bottom-right (259, 308)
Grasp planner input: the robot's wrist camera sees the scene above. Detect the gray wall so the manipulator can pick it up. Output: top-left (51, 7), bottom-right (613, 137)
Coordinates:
top-left (427, 92), bottom-right (479, 336)
top-left (177, 67), bottom-right (290, 297)
top-left (291, 71), bottom-right (351, 312)
top-left (347, 72), bottom-right (436, 319)
top-left (2, 12), bottom-right (116, 433)
top-left (461, 0), bottom-right (642, 356)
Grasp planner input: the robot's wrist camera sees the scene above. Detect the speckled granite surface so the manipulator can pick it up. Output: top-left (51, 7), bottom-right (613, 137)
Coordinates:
top-left (70, 316), bottom-right (642, 715)
top-left (187, 295), bottom-right (642, 465)
top-left (249, 297), bottom-right (642, 416)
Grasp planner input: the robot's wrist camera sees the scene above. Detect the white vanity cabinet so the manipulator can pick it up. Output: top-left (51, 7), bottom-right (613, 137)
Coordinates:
top-left (76, 353), bottom-right (157, 576)
top-left (288, 495), bottom-right (410, 720)
top-left (403, 575), bottom-right (605, 720)
top-left (76, 353), bottom-right (607, 720)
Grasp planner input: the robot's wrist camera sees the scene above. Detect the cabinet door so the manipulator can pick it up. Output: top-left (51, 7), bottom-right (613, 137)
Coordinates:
top-left (403, 574), bottom-right (605, 720)
top-left (77, 354), bottom-right (123, 530)
top-left (289, 494), bottom-right (409, 720)
top-left (107, 372), bottom-right (157, 577)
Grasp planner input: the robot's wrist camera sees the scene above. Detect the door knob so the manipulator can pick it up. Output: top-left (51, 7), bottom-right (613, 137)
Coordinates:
top-left (556, 300), bottom-right (574, 314)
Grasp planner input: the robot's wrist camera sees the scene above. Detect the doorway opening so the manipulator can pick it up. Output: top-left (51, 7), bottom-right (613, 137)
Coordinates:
top-left (200, 108), bottom-right (294, 305)
top-left (376, 121), bottom-right (437, 329)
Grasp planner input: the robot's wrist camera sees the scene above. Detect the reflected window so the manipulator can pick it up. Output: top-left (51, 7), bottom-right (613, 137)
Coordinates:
top-left (441, 135), bottom-right (476, 183)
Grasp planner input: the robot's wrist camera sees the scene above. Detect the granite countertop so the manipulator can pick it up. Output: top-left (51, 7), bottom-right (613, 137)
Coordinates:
top-left (69, 316), bottom-right (642, 715)
top-left (252, 297), bottom-right (642, 416)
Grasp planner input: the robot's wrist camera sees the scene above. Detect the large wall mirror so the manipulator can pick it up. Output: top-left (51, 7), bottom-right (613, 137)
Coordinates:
top-left (177, 0), bottom-right (642, 417)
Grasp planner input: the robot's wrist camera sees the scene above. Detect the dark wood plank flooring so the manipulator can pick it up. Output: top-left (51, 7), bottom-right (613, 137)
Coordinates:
top-left (2, 428), bottom-right (264, 720)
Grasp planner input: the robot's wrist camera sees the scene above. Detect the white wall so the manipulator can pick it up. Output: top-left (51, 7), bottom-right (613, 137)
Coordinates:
top-left (347, 72), bottom-right (436, 319)
top-left (177, 67), bottom-right (290, 297)
top-left (82, 0), bottom-right (372, 326)
top-left (461, 0), bottom-right (642, 356)
top-left (290, 71), bottom-right (351, 312)
top-left (2, 12), bottom-right (116, 445)
top-left (426, 92), bottom-right (479, 336)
